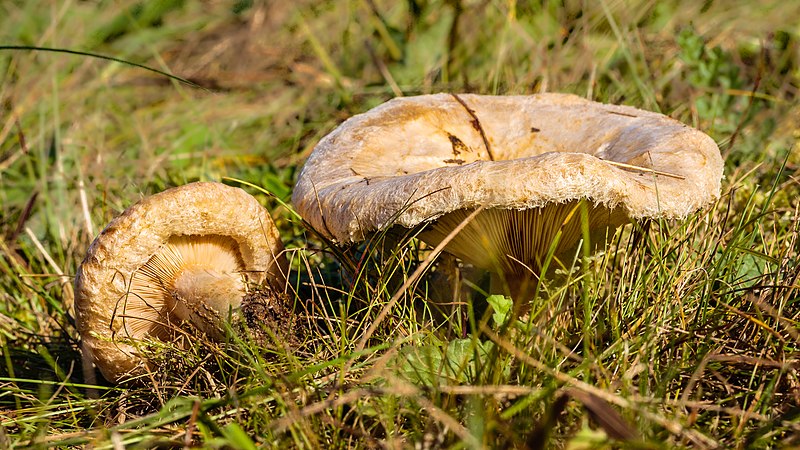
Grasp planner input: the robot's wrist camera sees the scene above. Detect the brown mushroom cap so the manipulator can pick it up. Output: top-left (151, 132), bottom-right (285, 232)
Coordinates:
top-left (292, 93), bottom-right (723, 293)
top-left (75, 182), bottom-right (287, 382)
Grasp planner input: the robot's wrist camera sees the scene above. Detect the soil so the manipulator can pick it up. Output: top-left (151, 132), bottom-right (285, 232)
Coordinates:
top-left (240, 285), bottom-right (305, 351)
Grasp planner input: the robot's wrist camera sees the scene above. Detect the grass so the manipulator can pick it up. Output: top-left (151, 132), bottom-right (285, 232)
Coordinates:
top-left (1, 0), bottom-right (799, 448)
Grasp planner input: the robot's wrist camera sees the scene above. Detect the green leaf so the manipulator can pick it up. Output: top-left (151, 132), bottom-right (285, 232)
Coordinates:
top-left (395, 338), bottom-right (500, 386)
top-left (487, 295), bottom-right (513, 327)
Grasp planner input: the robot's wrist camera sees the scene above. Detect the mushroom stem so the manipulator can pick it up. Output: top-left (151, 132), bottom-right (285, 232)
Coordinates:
top-left (171, 266), bottom-right (246, 337)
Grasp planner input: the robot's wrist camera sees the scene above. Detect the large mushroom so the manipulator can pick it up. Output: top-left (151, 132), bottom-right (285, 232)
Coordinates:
top-left (292, 93), bottom-right (723, 300)
top-left (75, 181), bottom-right (288, 382)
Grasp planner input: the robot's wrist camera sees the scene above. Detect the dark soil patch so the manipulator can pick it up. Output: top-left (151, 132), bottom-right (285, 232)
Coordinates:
top-left (241, 285), bottom-right (306, 351)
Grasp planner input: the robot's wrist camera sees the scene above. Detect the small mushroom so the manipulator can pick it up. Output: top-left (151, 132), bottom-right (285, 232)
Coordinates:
top-left (292, 93), bottom-right (723, 299)
top-left (75, 182), bottom-right (287, 382)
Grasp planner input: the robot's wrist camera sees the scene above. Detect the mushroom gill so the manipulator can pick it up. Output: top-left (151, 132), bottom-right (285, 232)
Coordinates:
top-left (420, 201), bottom-right (629, 298)
top-left (123, 235), bottom-right (246, 341)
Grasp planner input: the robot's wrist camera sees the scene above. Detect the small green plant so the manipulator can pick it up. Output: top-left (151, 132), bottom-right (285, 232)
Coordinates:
top-left (677, 26), bottom-right (745, 132)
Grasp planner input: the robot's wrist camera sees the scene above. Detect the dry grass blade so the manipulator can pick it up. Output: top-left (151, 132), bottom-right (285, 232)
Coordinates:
top-left (436, 384), bottom-right (537, 396)
top-left (601, 160), bottom-right (686, 179)
top-left (23, 226), bottom-right (74, 307)
top-left (565, 388), bottom-right (638, 441)
top-left (416, 395), bottom-right (482, 449)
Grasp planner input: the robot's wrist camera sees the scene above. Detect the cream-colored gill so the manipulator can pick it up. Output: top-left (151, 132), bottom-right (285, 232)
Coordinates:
top-left (123, 235), bottom-right (245, 339)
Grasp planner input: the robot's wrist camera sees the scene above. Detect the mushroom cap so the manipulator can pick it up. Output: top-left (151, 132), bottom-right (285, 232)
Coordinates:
top-left (75, 181), bottom-right (287, 382)
top-left (292, 93), bottom-right (723, 244)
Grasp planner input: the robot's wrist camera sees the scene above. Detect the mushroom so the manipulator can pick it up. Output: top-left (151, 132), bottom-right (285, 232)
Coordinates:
top-left (75, 181), bottom-right (288, 382)
top-left (292, 93), bottom-right (723, 300)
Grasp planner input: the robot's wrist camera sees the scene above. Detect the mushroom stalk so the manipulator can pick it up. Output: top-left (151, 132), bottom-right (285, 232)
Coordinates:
top-left (419, 200), bottom-right (627, 305)
top-left (490, 272), bottom-right (536, 306)
top-left (171, 266), bottom-right (245, 338)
